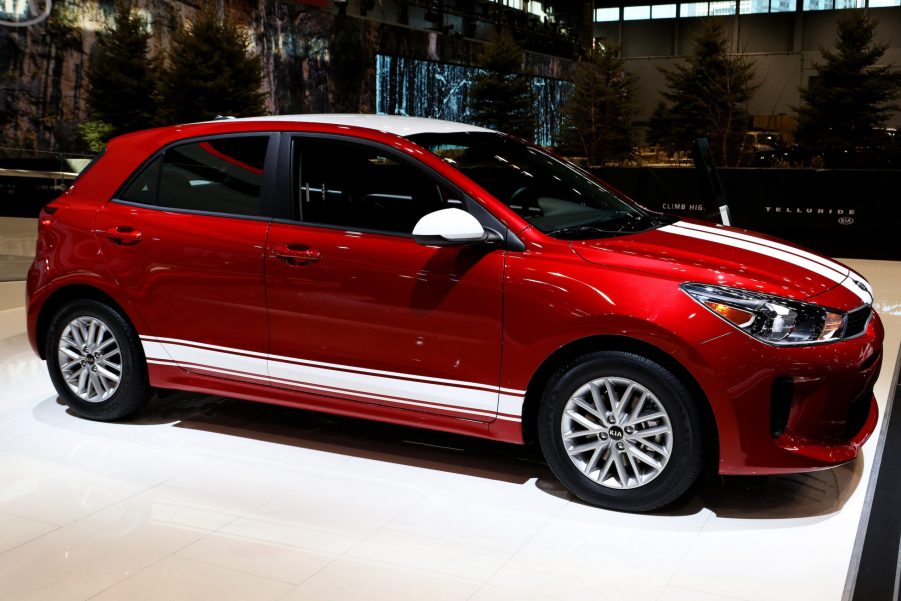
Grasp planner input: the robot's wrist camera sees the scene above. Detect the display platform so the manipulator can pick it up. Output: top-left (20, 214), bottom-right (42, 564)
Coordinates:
top-left (0, 261), bottom-right (899, 601)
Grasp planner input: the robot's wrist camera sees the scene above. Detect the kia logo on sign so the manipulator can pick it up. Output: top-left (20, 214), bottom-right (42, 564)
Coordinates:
top-left (838, 217), bottom-right (854, 225)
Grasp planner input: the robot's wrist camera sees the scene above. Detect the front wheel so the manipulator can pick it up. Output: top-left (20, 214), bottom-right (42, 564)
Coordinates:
top-left (46, 299), bottom-right (152, 421)
top-left (537, 351), bottom-right (704, 512)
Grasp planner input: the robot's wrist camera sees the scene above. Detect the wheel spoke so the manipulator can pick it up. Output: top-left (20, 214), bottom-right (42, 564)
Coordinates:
top-left (636, 438), bottom-right (668, 457)
top-left (604, 379), bottom-right (620, 419)
top-left (616, 383), bottom-right (635, 419)
top-left (564, 428), bottom-right (597, 440)
top-left (573, 397), bottom-right (604, 421)
top-left (630, 425), bottom-right (670, 440)
top-left (92, 372), bottom-right (109, 395)
top-left (627, 411), bottom-right (667, 427)
top-left (77, 320), bottom-right (91, 348)
top-left (567, 439), bottom-right (607, 456)
top-left (97, 365), bottom-right (120, 383)
top-left (69, 325), bottom-right (84, 347)
top-left (87, 320), bottom-right (97, 349)
top-left (565, 409), bottom-right (602, 432)
top-left (584, 446), bottom-right (603, 474)
top-left (589, 382), bottom-right (607, 415)
top-left (65, 366), bottom-right (84, 382)
top-left (627, 443), bottom-right (663, 470)
top-left (59, 346), bottom-right (81, 361)
top-left (77, 368), bottom-right (90, 396)
top-left (61, 358), bottom-right (82, 371)
top-left (597, 452), bottom-right (615, 482)
top-left (625, 449), bottom-right (643, 485)
top-left (612, 449), bottom-right (629, 487)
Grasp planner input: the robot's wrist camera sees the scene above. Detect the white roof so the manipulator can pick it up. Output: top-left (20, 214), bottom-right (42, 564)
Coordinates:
top-left (225, 114), bottom-right (495, 137)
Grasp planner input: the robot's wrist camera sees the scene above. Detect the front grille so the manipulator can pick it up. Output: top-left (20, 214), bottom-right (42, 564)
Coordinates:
top-left (844, 305), bottom-right (872, 338)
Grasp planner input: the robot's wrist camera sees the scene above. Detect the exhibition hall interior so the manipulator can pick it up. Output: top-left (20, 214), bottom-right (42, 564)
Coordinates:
top-left (1, 0), bottom-right (901, 600)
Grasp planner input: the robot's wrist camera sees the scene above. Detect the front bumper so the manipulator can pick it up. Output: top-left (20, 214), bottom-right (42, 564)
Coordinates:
top-left (691, 310), bottom-right (884, 475)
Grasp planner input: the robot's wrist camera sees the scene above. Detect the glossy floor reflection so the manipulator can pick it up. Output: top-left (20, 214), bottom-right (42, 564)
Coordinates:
top-left (0, 258), bottom-right (899, 601)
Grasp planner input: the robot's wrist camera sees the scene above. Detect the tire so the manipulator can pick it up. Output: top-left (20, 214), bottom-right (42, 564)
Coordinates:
top-left (537, 351), bottom-right (703, 512)
top-left (46, 299), bottom-right (152, 421)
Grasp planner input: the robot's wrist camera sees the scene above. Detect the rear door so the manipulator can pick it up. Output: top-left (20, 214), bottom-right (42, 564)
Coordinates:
top-left (95, 133), bottom-right (277, 386)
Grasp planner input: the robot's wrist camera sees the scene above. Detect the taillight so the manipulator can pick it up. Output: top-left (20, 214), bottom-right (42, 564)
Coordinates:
top-left (39, 204), bottom-right (59, 229)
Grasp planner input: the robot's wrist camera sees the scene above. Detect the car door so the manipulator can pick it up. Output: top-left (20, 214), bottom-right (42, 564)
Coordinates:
top-left (95, 133), bottom-right (278, 386)
top-left (264, 134), bottom-right (506, 422)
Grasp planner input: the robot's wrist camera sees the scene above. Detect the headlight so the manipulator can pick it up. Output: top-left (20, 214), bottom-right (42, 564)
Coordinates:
top-left (681, 283), bottom-right (846, 346)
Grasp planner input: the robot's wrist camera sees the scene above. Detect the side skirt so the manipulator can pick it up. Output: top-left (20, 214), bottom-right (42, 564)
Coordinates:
top-left (148, 362), bottom-right (525, 444)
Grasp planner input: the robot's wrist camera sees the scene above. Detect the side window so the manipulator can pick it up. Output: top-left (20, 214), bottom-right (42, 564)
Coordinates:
top-left (119, 156), bottom-right (162, 204)
top-left (292, 138), bottom-right (461, 234)
top-left (157, 136), bottom-right (270, 217)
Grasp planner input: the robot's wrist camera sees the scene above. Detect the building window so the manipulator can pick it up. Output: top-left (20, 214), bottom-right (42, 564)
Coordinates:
top-left (869, 0), bottom-right (901, 6)
top-left (834, 0), bottom-right (865, 7)
top-left (709, 0), bottom-right (737, 14)
top-left (802, 0), bottom-right (832, 9)
top-left (623, 5), bottom-right (652, 19)
top-left (680, 2), bottom-right (710, 16)
top-left (652, 4), bottom-right (678, 17)
top-left (770, 0), bottom-right (797, 12)
top-left (739, 0), bottom-right (772, 13)
top-left (594, 7), bottom-right (620, 21)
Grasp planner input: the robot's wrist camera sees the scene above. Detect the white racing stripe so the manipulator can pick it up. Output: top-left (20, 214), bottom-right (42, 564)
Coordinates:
top-left (142, 336), bottom-right (524, 421)
top-left (662, 222), bottom-right (872, 304)
top-left (673, 221), bottom-right (850, 278)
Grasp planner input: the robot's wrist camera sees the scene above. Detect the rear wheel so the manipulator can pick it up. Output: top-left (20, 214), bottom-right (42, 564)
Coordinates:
top-left (46, 299), bottom-right (152, 421)
top-left (537, 351), bottom-right (703, 512)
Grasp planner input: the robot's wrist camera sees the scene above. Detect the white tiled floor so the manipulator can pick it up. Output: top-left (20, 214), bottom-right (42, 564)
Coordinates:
top-left (0, 258), bottom-right (898, 601)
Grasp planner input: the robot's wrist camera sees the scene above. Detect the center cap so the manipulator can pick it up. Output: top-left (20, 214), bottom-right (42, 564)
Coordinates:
top-left (608, 426), bottom-right (624, 440)
top-left (85, 355), bottom-right (95, 364)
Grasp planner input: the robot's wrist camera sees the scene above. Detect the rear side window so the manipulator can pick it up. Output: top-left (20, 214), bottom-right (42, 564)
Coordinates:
top-left (117, 135), bottom-right (270, 218)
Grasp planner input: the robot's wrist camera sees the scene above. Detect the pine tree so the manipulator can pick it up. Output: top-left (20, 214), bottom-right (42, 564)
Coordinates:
top-left (796, 10), bottom-right (901, 153)
top-left (559, 42), bottom-right (636, 165)
top-left (468, 33), bottom-right (536, 141)
top-left (157, 7), bottom-right (265, 124)
top-left (658, 21), bottom-right (757, 165)
top-left (84, 1), bottom-right (158, 139)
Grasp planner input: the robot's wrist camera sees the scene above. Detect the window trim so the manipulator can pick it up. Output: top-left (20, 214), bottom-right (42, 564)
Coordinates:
top-left (110, 132), bottom-right (280, 221)
top-left (274, 132), bottom-right (509, 241)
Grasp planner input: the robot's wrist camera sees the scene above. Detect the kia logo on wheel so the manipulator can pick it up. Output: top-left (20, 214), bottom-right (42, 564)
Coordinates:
top-left (608, 426), bottom-right (624, 440)
top-left (838, 217), bottom-right (854, 225)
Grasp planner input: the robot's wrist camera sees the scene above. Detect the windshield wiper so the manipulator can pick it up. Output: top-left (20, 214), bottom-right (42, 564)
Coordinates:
top-left (546, 225), bottom-right (623, 239)
top-left (546, 212), bottom-right (673, 239)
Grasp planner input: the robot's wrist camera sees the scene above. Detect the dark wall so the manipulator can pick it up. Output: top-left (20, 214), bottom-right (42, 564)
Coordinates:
top-left (593, 166), bottom-right (901, 260)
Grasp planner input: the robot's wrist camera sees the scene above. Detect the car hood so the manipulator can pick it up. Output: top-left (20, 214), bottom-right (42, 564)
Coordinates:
top-left (570, 219), bottom-right (873, 309)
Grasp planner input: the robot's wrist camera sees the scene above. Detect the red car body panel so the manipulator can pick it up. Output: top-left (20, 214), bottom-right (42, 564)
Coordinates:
top-left (26, 118), bottom-right (883, 477)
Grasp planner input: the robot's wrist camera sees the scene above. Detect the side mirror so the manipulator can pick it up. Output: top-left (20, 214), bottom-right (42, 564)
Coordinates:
top-left (412, 208), bottom-right (497, 246)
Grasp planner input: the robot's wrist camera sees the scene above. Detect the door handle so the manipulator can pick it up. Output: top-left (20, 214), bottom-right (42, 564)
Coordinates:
top-left (103, 226), bottom-right (143, 246)
top-left (271, 245), bottom-right (321, 266)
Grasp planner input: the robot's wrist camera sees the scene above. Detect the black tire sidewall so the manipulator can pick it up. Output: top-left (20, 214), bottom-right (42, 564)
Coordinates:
top-left (46, 299), bottom-right (150, 421)
top-left (538, 351), bottom-right (703, 512)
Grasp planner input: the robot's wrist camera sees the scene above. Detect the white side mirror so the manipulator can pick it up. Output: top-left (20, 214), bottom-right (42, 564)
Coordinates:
top-left (412, 208), bottom-right (490, 246)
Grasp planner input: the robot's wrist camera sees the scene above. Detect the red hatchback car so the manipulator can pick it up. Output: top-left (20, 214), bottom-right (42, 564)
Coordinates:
top-left (27, 115), bottom-right (882, 511)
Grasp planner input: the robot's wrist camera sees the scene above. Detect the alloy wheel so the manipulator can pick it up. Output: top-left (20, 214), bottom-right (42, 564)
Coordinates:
top-left (57, 316), bottom-right (123, 403)
top-left (560, 376), bottom-right (673, 489)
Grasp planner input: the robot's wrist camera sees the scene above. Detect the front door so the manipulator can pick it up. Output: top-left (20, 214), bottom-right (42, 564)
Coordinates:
top-left (264, 135), bottom-right (505, 421)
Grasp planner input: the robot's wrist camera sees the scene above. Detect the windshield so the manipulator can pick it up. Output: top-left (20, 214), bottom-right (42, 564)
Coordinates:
top-left (407, 132), bottom-right (672, 239)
